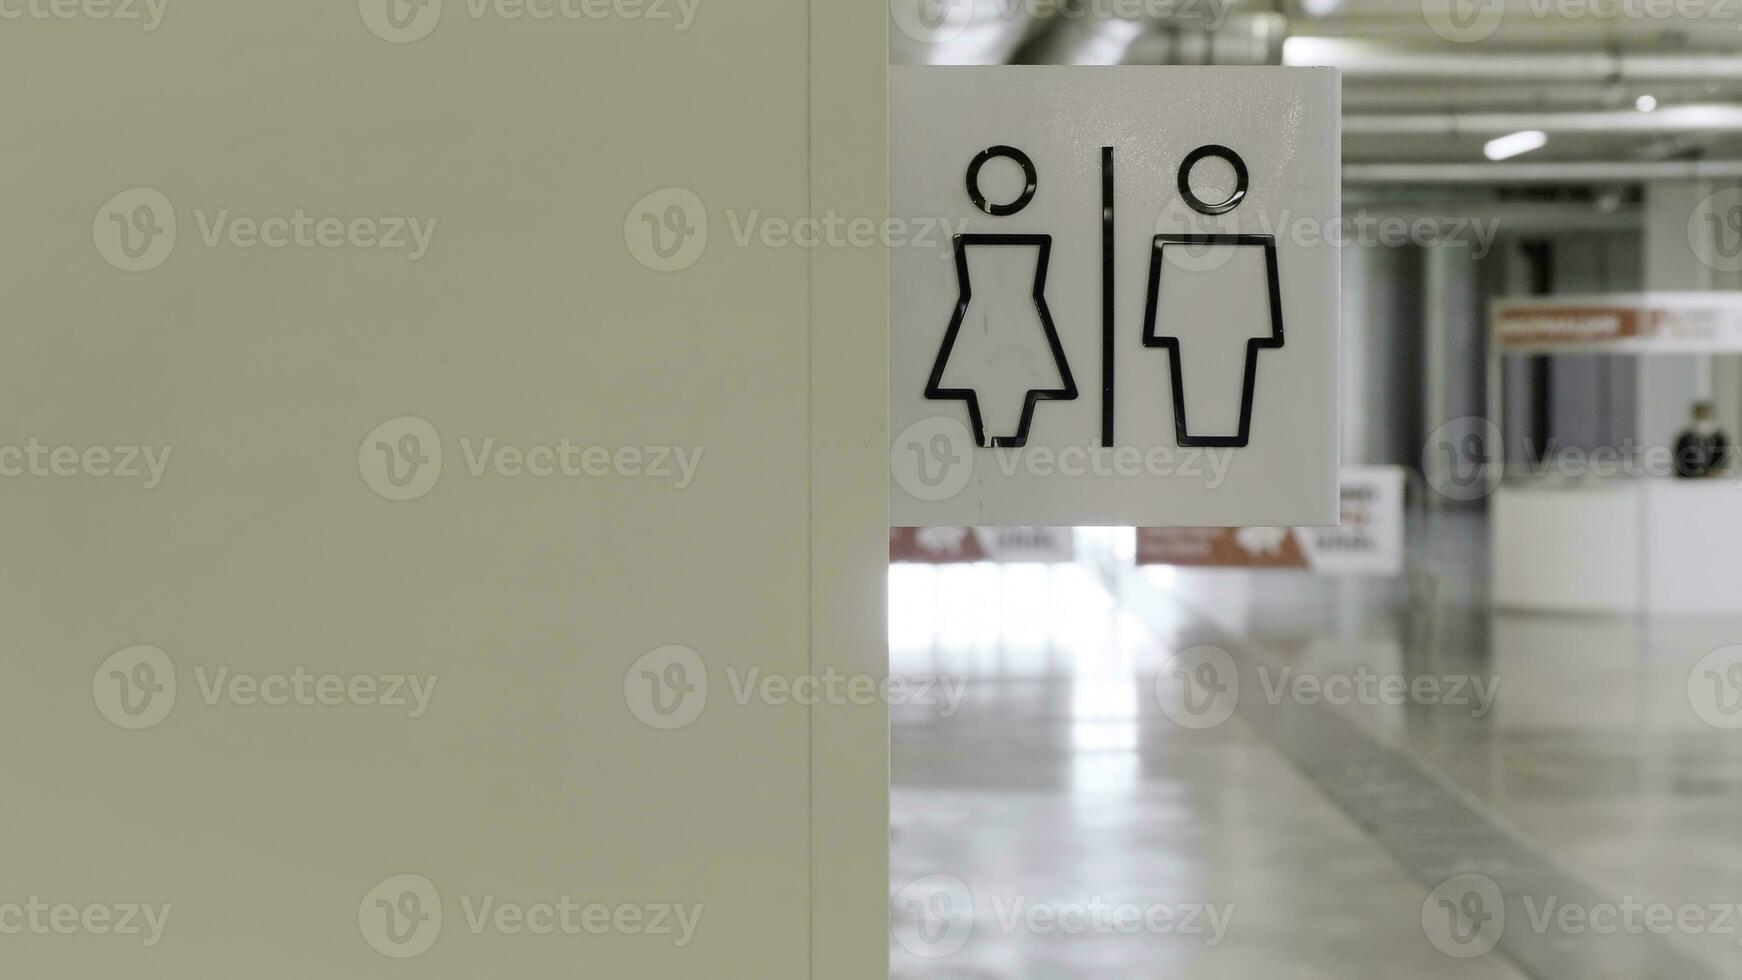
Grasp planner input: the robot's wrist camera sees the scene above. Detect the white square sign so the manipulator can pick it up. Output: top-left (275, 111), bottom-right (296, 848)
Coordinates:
top-left (890, 66), bottom-right (1341, 527)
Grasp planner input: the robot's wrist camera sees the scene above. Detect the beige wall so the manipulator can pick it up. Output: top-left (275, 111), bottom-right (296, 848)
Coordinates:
top-left (0, 1), bottom-right (885, 976)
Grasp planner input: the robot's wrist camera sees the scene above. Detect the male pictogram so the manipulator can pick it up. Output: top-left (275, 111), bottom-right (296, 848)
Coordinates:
top-left (1142, 144), bottom-right (1284, 449)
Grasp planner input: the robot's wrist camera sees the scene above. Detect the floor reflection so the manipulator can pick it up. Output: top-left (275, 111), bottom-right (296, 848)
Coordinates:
top-left (890, 513), bottom-right (1742, 977)
top-left (890, 544), bottom-right (1537, 979)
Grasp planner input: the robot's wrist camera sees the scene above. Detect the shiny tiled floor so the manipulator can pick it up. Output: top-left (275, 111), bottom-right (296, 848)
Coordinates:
top-left (890, 519), bottom-right (1742, 979)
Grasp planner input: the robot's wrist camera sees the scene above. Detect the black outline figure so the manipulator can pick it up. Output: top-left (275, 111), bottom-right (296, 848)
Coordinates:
top-left (1142, 145), bottom-right (1283, 449)
top-left (967, 146), bottom-right (1038, 217)
top-left (1176, 144), bottom-right (1248, 216)
top-left (926, 145), bottom-right (1077, 449)
top-left (1101, 146), bottom-right (1116, 447)
top-left (927, 234), bottom-right (1078, 448)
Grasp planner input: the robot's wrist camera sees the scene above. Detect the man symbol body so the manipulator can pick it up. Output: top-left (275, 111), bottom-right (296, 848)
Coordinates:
top-left (1142, 144), bottom-right (1284, 449)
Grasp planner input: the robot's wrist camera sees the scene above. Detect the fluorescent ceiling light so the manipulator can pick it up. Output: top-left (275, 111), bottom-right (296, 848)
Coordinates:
top-left (1485, 130), bottom-right (1548, 161)
top-left (1280, 36), bottom-right (1347, 67)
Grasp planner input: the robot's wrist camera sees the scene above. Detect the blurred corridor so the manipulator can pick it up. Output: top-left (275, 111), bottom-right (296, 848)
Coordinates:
top-left (890, 520), bottom-right (1742, 979)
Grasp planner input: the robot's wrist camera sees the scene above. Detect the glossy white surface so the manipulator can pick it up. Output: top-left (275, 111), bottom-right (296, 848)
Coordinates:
top-left (891, 559), bottom-right (1527, 979)
top-left (1644, 479), bottom-right (1742, 615)
top-left (1491, 482), bottom-right (1642, 613)
top-left (890, 67), bottom-right (1341, 528)
top-left (1492, 479), bottom-right (1742, 616)
top-left (892, 516), bottom-right (1742, 977)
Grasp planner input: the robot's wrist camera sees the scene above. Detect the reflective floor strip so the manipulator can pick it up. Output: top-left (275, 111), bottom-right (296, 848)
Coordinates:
top-left (1111, 562), bottom-right (1718, 980)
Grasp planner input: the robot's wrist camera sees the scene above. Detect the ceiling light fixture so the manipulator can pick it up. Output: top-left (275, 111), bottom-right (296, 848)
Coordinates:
top-left (1484, 130), bottom-right (1548, 161)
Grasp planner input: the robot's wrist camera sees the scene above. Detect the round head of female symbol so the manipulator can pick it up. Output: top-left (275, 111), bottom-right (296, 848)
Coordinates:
top-left (1177, 144), bottom-right (1249, 217)
top-left (966, 145), bottom-right (1038, 217)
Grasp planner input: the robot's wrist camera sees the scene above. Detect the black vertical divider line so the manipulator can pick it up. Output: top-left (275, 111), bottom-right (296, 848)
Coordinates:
top-left (1101, 146), bottom-right (1115, 447)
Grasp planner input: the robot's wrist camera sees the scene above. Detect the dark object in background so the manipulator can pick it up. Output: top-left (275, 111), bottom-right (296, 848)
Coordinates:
top-left (1674, 402), bottom-right (1731, 479)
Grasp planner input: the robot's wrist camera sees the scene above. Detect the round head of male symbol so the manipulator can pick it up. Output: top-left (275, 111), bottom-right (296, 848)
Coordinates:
top-left (1141, 141), bottom-right (1281, 451)
top-left (966, 145), bottom-right (1038, 217)
top-left (1177, 144), bottom-right (1249, 217)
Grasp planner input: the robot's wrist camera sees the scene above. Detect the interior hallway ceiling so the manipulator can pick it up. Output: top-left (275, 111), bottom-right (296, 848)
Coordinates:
top-left (892, 0), bottom-right (1742, 178)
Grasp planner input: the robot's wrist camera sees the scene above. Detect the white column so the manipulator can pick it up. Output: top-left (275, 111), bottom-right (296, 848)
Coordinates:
top-left (0, 5), bottom-right (887, 978)
top-left (1640, 181), bottom-right (1717, 447)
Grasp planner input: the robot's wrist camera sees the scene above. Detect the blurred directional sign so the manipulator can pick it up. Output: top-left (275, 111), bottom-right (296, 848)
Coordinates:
top-left (890, 526), bottom-right (1074, 564)
top-left (1138, 467), bottom-right (1405, 575)
top-left (891, 66), bottom-right (1341, 527)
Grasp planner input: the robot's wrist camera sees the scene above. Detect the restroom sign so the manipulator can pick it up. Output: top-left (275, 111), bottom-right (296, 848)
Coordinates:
top-left (890, 66), bottom-right (1340, 527)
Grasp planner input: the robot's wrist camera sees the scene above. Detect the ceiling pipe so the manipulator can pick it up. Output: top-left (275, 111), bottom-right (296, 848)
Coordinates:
top-left (1345, 159), bottom-right (1742, 184)
top-left (1117, 11), bottom-right (1287, 65)
top-left (1285, 39), bottom-right (1742, 81)
top-left (1344, 105), bottom-right (1742, 136)
top-left (1017, 11), bottom-right (1287, 66)
top-left (1291, 15), bottom-right (1742, 43)
top-left (887, 0), bottom-right (1044, 66)
top-left (1346, 82), bottom-right (1742, 111)
top-left (1340, 203), bottom-right (1642, 232)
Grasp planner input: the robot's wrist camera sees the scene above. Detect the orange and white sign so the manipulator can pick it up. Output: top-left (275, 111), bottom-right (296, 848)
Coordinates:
top-left (1138, 467), bottom-right (1404, 575)
top-left (891, 526), bottom-right (1075, 564)
top-left (1494, 293), bottom-right (1742, 353)
top-left (1494, 306), bottom-right (1639, 347)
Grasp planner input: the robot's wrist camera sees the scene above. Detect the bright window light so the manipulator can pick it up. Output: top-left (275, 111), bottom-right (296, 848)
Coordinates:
top-left (1484, 130), bottom-right (1548, 161)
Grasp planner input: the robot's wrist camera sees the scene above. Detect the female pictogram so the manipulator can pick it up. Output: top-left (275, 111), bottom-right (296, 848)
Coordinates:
top-left (925, 145), bottom-right (1078, 449)
top-left (1142, 144), bottom-right (1284, 449)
